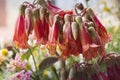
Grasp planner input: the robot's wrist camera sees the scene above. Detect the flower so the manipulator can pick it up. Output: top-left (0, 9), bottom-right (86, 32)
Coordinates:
top-left (76, 16), bottom-right (100, 60)
top-left (7, 54), bottom-right (26, 71)
top-left (40, 7), bottom-right (49, 40)
top-left (59, 14), bottom-right (79, 58)
top-left (47, 14), bottom-right (61, 55)
top-left (33, 8), bottom-right (45, 44)
top-left (0, 48), bottom-right (8, 56)
top-left (87, 8), bottom-right (110, 55)
top-left (13, 5), bottom-right (29, 49)
top-left (0, 54), bottom-right (5, 65)
top-left (25, 7), bottom-right (33, 36)
top-left (11, 70), bottom-right (31, 80)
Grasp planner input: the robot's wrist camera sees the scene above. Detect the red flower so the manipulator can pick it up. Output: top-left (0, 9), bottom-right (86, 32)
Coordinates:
top-left (48, 15), bottom-right (60, 43)
top-left (33, 8), bottom-right (45, 44)
top-left (76, 16), bottom-right (100, 60)
top-left (71, 22), bottom-right (82, 53)
top-left (87, 8), bottom-right (110, 55)
top-left (13, 5), bottom-right (29, 48)
top-left (40, 7), bottom-right (49, 40)
top-left (87, 26), bottom-right (104, 58)
top-left (47, 15), bottom-right (60, 55)
top-left (59, 14), bottom-right (79, 58)
top-left (24, 8), bottom-right (33, 36)
top-left (81, 25), bottom-right (100, 60)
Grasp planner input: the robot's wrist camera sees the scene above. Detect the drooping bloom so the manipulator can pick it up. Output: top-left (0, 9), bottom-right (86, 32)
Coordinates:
top-left (87, 26), bottom-right (103, 57)
top-left (33, 8), bottom-right (45, 44)
top-left (47, 14), bottom-right (60, 55)
top-left (40, 7), bottom-right (49, 40)
top-left (13, 5), bottom-right (29, 48)
top-left (87, 8), bottom-right (111, 55)
top-left (71, 22), bottom-right (82, 54)
top-left (59, 14), bottom-right (79, 58)
top-left (76, 16), bottom-right (89, 53)
top-left (76, 16), bottom-right (100, 60)
top-left (25, 7), bottom-right (33, 36)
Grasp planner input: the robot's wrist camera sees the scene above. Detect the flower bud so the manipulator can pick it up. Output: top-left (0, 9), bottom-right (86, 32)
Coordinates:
top-left (54, 14), bottom-right (60, 22)
top-left (71, 22), bottom-right (79, 40)
top-left (88, 26), bottom-right (96, 38)
top-left (85, 12), bottom-right (92, 21)
top-left (33, 8), bottom-right (40, 20)
top-left (64, 14), bottom-right (71, 22)
top-left (19, 4), bottom-right (26, 16)
top-left (25, 8), bottom-right (33, 35)
top-left (75, 16), bottom-right (83, 25)
top-left (40, 7), bottom-right (46, 16)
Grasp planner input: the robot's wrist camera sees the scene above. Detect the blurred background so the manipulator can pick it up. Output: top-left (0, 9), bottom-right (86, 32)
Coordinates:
top-left (0, 0), bottom-right (120, 52)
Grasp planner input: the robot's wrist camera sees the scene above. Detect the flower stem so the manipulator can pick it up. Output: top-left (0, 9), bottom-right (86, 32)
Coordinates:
top-left (29, 48), bottom-right (40, 79)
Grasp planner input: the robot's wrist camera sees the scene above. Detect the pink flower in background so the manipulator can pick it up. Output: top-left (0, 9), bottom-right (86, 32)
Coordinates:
top-left (7, 54), bottom-right (26, 71)
top-left (12, 70), bottom-right (31, 80)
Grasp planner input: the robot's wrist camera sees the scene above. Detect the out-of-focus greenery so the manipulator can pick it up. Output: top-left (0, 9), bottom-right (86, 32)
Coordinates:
top-left (106, 26), bottom-right (120, 53)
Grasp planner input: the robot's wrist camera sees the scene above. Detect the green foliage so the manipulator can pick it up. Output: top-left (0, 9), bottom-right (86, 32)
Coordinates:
top-left (21, 46), bottom-right (38, 60)
top-left (39, 57), bottom-right (59, 72)
top-left (106, 26), bottom-right (120, 53)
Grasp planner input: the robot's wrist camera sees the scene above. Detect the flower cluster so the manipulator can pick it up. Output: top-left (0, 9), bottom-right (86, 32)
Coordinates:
top-left (7, 54), bottom-right (26, 71)
top-left (11, 70), bottom-right (31, 80)
top-left (13, 0), bottom-right (110, 61)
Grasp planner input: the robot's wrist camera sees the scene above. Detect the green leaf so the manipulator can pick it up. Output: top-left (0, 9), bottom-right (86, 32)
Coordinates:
top-left (39, 57), bottom-right (59, 71)
top-left (21, 46), bottom-right (38, 60)
top-left (100, 61), bottom-right (107, 72)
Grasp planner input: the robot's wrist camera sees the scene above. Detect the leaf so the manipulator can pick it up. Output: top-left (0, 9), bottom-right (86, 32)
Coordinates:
top-left (21, 46), bottom-right (38, 60)
top-left (39, 57), bottom-right (59, 71)
top-left (100, 61), bottom-right (107, 72)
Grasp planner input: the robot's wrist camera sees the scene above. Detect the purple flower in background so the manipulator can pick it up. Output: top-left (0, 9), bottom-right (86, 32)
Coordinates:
top-left (7, 54), bottom-right (26, 71)
top-left (12, 70), bottom-right (31, 80)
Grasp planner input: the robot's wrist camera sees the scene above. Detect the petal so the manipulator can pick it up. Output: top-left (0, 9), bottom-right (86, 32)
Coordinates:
top-left (25, 8), bottom-right (33, 36)
top-left (48, 15), bottom-right (60, 43)
top-left (79, 25), bottom-right (90, 53)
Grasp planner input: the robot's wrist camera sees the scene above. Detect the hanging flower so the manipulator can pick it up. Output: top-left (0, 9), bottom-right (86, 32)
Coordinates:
top-left (76, 16), bottom-right (100, 60)
top-left (59, 14), bottom-right (79, 59)
top-left (33, 8), bottom-right (45, 44)
top-left (25, 7), bottom-right (33, 36)
top-left (87, 8), bottom-right (111, 55)
top-left (13, 5), bottom-right (29, 49)
top-left (40, 7), bottom-right (50, 40)
top-left (47, 14), bottom-right (60, 55)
